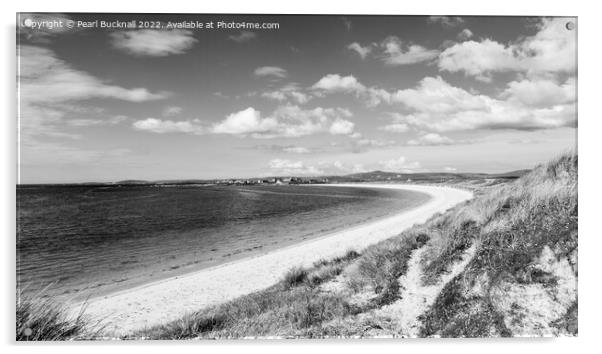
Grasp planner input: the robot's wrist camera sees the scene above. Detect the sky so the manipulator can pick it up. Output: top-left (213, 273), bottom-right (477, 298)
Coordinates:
top-left (17, 14), bottom-right (577, 183)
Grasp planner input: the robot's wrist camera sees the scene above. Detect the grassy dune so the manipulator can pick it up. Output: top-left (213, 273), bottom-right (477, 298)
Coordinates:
top-left (16, 287), bottom-right (102, 340)
top-left (16, 152), bottom-right (577, 339)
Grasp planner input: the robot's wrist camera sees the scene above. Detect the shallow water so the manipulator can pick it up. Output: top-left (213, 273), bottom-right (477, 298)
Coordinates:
top-left (17, 184), bottom-right (429, 301)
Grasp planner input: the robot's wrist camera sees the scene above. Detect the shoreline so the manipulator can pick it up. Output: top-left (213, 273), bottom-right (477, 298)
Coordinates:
top-left (65, 185), bottom-right (428, 302)
top-left (72, 183), bottom-right (473, 336)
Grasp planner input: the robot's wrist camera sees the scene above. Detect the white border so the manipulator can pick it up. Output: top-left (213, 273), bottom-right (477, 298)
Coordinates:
top-left (3, 1), bottom-right (599, 353)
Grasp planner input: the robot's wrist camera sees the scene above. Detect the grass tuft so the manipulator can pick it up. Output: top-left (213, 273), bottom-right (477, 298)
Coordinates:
top-left (16, 287), bottom-right (100, 341)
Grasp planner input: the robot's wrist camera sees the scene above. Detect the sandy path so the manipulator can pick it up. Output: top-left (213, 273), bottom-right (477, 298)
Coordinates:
top-left (72, 184), bottom-right (473, 336)
top-left (374, 243), bottom-right (477, 337)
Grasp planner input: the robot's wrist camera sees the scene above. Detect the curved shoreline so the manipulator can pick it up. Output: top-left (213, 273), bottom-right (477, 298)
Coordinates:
top-left (74, 184), bottom-right (473, 336)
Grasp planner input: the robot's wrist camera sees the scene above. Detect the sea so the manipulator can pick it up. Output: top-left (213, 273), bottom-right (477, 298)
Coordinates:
top-left (16, 184), bottom-right (429, 301)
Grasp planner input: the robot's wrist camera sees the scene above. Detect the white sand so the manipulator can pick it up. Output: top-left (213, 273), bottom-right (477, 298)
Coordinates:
top-left (72, 184), bottom-right (473, 336)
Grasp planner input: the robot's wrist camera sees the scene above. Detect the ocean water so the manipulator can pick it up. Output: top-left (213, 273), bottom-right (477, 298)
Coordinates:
top-left (17, 184), bottom-right (429, 301)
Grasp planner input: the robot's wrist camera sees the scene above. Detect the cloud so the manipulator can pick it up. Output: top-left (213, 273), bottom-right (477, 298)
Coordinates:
top-left (388, 76), bottom-right (576, 131)
top-left (18, 45), bottom-right (168, 139)
top-left (163, 106), bottom-right (183, 116)
top-left (251, 144), bottom-right (312, 154)
top-left (346, 37), bottom-right (438, 66)
top-left (254, 66), bottom-right (288, 79)
top-left (501, 77), bottom-right (576, 107)
top-left (379, 123), bottom-right (410, 133)
top-left (110, 30), bottom-right (197, 56)
top-left (211, 108), bottom-right (276, 136)
top-left (283, 146), bottom-right (311, 154)
top-left (132, 118), bottom-right (204, 134)
top-left (347, 42), bottom-right (372, 59)
top-left (407, 133), bottom-right (455, 146)
top-left (268, 159), bottom-right (369, 176)
top-left (457, 28), bottom-right (474, 41)
top-left (323, 161), bottom-right (368, 174)
top-left (260, 83), bottom-right (311, 104)
top-left (67, 115), bottom-right (128, 127)
top-left (438, 18), bottom-right (576, 78)
top-left (268, 159), bottom-right (323, 176)
top-left (229, 31), bottom-right (257, 43)
top-left (443, 166), bottom-right (457, 172)
top-left (380, 36), bottom-right (440, 66)
top-left (329, 118), bottom-right (355, 135)
top-left (311, 74), bottom-right (366, 93)
top-left (212, 105), bottom-right (356, 138)
top-left (349, 138), bottom-right (397, 153)
top-left (132, 105), bottom-right (356, 139)
top-left (311, 74), bottom-right (392, 106)
top-left (379, 156), bottom-right (422, 173)
top-left (428, 16), bottom-right (465, 28)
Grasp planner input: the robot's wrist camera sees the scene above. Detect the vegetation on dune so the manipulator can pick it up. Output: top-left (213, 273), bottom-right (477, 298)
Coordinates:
top-left (419, 153), bottom-right (577, 337)
top-left (19, 152), bottom-right (577, 339)
top-left (132, 250), bottom-right (361, 339)
top-left (16, 287), bottom-right (100, 340)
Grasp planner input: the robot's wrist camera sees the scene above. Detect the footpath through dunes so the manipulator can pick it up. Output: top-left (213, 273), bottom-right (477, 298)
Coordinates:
top-left (72, 184), bottom-right (473, 336)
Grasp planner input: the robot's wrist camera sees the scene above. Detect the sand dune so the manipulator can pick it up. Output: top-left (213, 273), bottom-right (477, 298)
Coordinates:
top-left (72, 184), bottom-right (473, 336)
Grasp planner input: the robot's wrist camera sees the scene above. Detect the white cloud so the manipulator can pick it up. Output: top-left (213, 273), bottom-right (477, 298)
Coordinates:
top-left (379, 123), bottom-right (410, 133)
top-left (380, 36), bottom-right (440, 66)
top-left (228, 31), bottom-right (257, 43)
top-left (283, 146), bottom-right (311, 154)
top-left (389, 76), bottom-right (576, 131)
top-left (67, 115), bottom-right (128, 127)
top-left (438, 18), bottom-right (576, 78)
top-left (260, 83), bottom-right (311, 104)
top-left (407, 133), bottom-right (455, 146)
top-left (347, 42), bottom-right (372, 59)
top-left (268, 159), bottom-right (323, 176)
top-left (346, 37), bottom-right (438, 66)
top-left (428, 16), bottom-right (465, 28)
top-left (391, 76), bottom-right (491, 114)
top-left (212, 108), bottom-right (276, 135)
top-left (311, 74), bottom-right (366, 93)
top-left (212, 105), bottom-right (356, 138)
top-left (443, 166), bottom-right (457, 172)
top-left (163, 106), bottom-right (182, 116)
top-left (18, 45), bottom-right (167, 139)
top-left (251, 144), bottom-right (312, 154)
top-left (329, 118), bottom-right (355, 135)
top-left (379, 156), bottom-right (422, 173)
top-left (457, 28), bottom-right (474, 41)
top-left (501, 77), bottom-right (576, 107)
top-left (254, 66), bottom-right (288, 79)
top-left (324, 160), bottom-right (368, 174)
top-left (132, 118), bottom-right (204, 134)
top-left (311, 74), bottom-right (391, 106)
top-left (110, 30), bottom-right (197, 56)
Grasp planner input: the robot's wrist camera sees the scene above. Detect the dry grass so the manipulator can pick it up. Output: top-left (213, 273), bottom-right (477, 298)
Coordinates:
top-left (131, 250), bottom-right (361, 339)
top-left (419, 152), bottom-right (577, 337)
top-left (16, 287), bottom-right (102, 341)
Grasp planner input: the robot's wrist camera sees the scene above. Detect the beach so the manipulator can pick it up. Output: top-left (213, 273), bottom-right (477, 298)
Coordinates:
top-left (72, 184), bottom-right (473, 336)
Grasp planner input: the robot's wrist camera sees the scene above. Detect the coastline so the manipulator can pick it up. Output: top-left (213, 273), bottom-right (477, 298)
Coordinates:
top-left (72, 184), bottom-right (473, 336)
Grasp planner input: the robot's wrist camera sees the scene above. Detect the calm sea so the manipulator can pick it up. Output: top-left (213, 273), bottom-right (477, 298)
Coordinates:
top-left (17, 184), bottom-right (429, 301)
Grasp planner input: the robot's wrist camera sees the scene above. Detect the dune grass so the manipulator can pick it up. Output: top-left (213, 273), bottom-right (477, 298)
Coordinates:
top-left (419, 152), bottom-right (577, 336)
top-left (16, 287), bottom-right (100, 341)
top-left (131, 250), bottom-right (361, 339)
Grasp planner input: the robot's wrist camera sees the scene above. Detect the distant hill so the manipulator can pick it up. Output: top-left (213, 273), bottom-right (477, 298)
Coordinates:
top-left (327, 169), bottom-right (530, 184)
top-left (20, 169), bottom-right (532, 187)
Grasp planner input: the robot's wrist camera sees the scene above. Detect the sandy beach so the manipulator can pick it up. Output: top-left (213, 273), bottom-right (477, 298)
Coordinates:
top-left (72, 184), bottom-right (473, 336)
